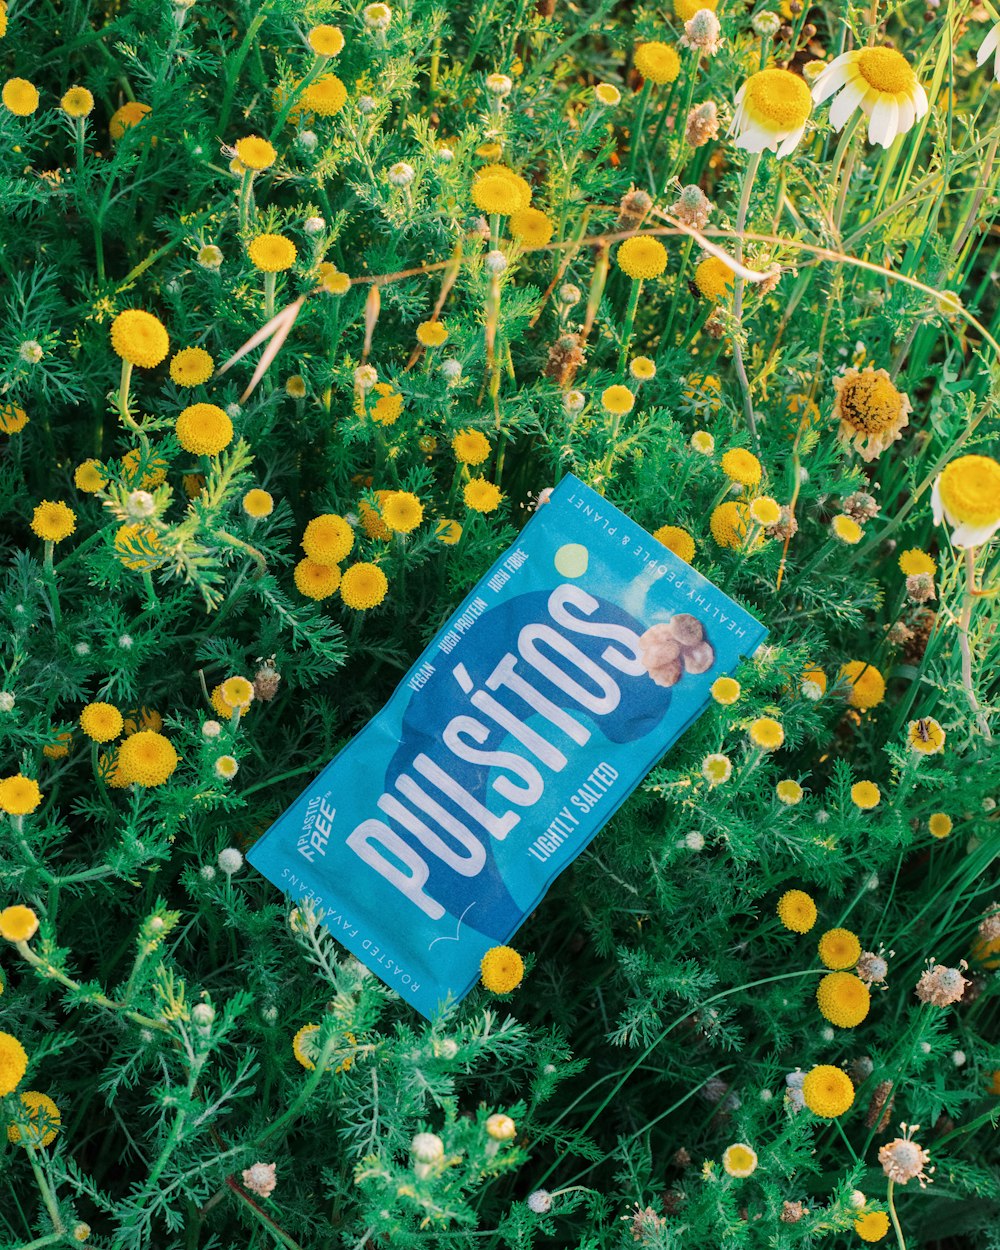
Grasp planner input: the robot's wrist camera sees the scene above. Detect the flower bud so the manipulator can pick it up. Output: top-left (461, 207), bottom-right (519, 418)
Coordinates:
top-left (411, 1132), bottom-right (444, 1163)
top-left (485, 1113), bottom-right (516, 1141)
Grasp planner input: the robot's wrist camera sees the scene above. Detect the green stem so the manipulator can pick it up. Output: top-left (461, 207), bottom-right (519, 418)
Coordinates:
top-left (660, 57), bottom-right (700, 195)
top-left (17, 1233), bottom-right (68, 1250)
top-left (117, 359), bottom-right (139, 431)
top-left (268, 54), bottom-right (327, 142)
top-left (626, 81), bottom-right (653, 181)
top-left (958, 547), bottom-right (992, 739)
top-left (91, 740), bottom-right (116, 818)
top-left (226, 1179), bottom-right (306, 1250)
top-left (253, 1033), bottom-right (341, 1148)
top-left (238, 168), bottom-right (255, 233)
top-left (141, 571), bottom-right (159, 610)
top-left (663, 237), bottom-right (693, 346)
top-left (15, 940), bottom-right (172, 1034)
top-left (26, 1146), bottom-right (64, 1237)
top-left (886, 1179), bottom-right (907, 1250)
top-left (731, 150), bottom-right (761, 451)
top-left (617, 278), bottom-right (642, 375)
top-left (42, 542), bottom-right (62, 627)
top-left (240, 762), bottom-right (328, 797)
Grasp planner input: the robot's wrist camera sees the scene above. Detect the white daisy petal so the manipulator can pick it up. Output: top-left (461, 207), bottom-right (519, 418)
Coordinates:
top-left (829, 79), bottom-right (866, 130)
top-left (812, 60), bottom-right (852, 103)
top-left (777, 124), bottom-right (806, 157)
top-left (895, 90), bottom-right (915, 136)
top-left (930, 478), bottom-right (944, 526)
top-left (735, 124), bottom-right (773, 153)
top-left (977, 23), bottom-right (1000, 67)
top-left (912, 81), bottom-right (929, 120)
top-left (949, 518), bottom-right (1000, 548)
top-left (868, 95), bottom-right (899, 148)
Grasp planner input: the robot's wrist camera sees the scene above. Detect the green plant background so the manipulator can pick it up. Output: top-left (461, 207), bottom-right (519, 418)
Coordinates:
top-left (0, 0), bottom-right (998, 1247)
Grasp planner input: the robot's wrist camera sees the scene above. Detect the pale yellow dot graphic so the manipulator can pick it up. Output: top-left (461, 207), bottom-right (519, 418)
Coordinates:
top-left (554, 543), bottom-right (589, 577)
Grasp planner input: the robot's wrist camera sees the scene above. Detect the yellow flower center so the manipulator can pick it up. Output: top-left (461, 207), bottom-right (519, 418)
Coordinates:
top-left (634, 42), bottom-right (681, 85)
top-left (928, 812), bottom-right (952, 838)
top-left (743, 68), bottom-right (812, 130)
top-left (938, 454), bottom-right (1000, 527)
top-left (837, 371), bottom-right (903, 433)
top-left (675, 0), bottom-right (716, 21)
top-left (724, 1145), bottom-right (756, 1174)
top-left (695, 256), bottom-right (735, 301)
top-left (898, 547), bottom-right (936, 576)
top-left (856, 47), bottom-right (916, 96)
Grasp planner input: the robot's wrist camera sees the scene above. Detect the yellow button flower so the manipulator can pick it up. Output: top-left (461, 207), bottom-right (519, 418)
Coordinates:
top-left (61, 86), bottom-right (94, 117)
top-left (247, 233), bottom-right (297, 273)
top-left (777, 888), bottom-right (817, 933)
top-left (480, 945), bottom-right (524, 993)
top-left (0, 1032), bottom-right (29, 1097)
top-left (851, 780), bottom-right (881, 810)
top-left (633, 41), bottom-right (681, 85)
top-left (817, 971), bottom-right (870, 1027)
top-left (294, 558), bottom-right (341, 601)
top-left (452, 429), bottom-right (491, 466)
top-left (382, 491), bottom-right (424, 534)
top-left (175, 403), bottom-right (233, 456)
top-left (309, 24), bottom-right (345, 56)
top-left (694, 255), bottom-right (735, 301)
top-left (111, 309), bottom-right (169, 369)
top-left (510, 208), bottom-right (554, 247)
top-left (464, 478), bottom-right (503, 513)
top-left (340, 562), bottom-right (389, 610)
top-left (653, 524), bottom-right (695, 564)
top-left (802, 1065), bottom-right (855, 1117)
top-left (832, 366), bottom-right (912, 461)
top-left (2, 77), bottom-right (39, 115)
top-left (0, 905), bottom-right (38, 942)
top-left (302, 514), bottom-right (353, 565)
top-left (109, 101), bottom-right (151, 140)
top-left (169, 347), bottom-right (214, 387)
top-left (839, 660), bottom-right (885, 710)
top-left (80, 702), bottom-right (124, 743)
top-left (31, 501), bottom-right (76, 543)
top-left (616, 236), bottom-right (667, 280)
top-left (116, 731), bottom-right (178, 787)
top-left (818, 928), bottom-right (862, 970)
top-left (7, 1091), bottom-right (60, 1147)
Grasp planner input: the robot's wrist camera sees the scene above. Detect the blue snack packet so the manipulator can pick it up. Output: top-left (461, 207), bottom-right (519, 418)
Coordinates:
top-left (248, 475), bottom-right (767, 1018)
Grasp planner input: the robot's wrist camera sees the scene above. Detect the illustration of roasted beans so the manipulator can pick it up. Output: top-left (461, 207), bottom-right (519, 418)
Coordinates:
top-left (639, 616), bottom-right (715, 686)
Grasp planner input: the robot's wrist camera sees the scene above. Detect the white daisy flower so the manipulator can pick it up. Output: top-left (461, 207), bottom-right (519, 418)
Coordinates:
top-left (811, 46), bottom-right (928, 148)
top-left (930, 454), bottom-right (1000, 549)
top-left (730, 68), bottom-right (812, 156)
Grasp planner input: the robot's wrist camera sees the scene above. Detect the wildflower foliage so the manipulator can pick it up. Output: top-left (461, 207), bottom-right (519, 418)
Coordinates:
top-left (0, 0), bottom-right (999, 1247)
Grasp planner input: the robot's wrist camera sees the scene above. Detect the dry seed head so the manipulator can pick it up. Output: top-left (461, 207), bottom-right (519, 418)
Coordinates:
top-left (669, 183), bottom-right (713, 229)
top-left (683, 9), bottom-right (722, 54)
top-left (616, 188), bottom-right (653, 230)
top-left (686, 100), bottom-right (721, 146)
